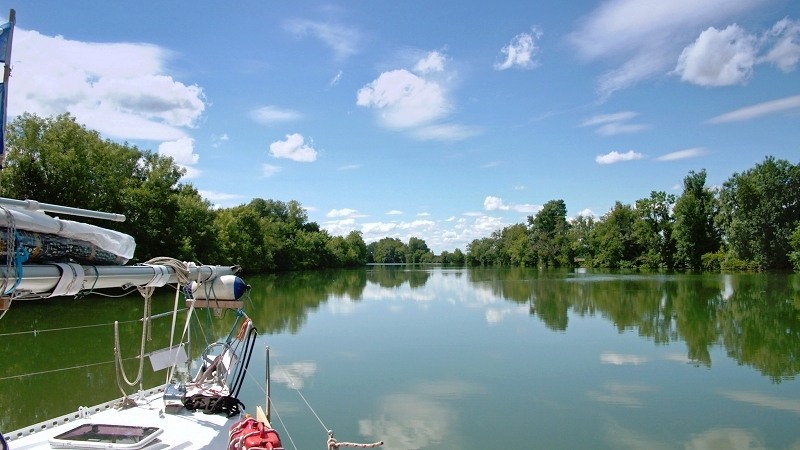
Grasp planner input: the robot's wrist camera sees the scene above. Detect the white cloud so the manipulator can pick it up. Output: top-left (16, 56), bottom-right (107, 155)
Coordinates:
top-left (199, 190), bottom-right (242, 205)
top-left (262, 164), bottom-right (282, 177)
top-left (675, 25), bottom-right (758, 86)
top-left (414, 51), bottom-right (446, 74)
top-left (762, 18), bottom-right (800, 72)
top-left (250, 106), bottom-right (302, 124)
top-left (569, 0), bottom-right (767, 97)
top-left (656, 147), bottom-right (708, 161)
top-left (11, 29), bottom-right (205, 141)
top-left (708, 94), bottom-right (800, 123)
top-left (483, 196), bottom-right (541, 214)
top-left (582, 111), bottom-right (648, 136)
top-left (386, 210), bottom-right (403, 216)
top-left (330, 70), bottom-right (344, 86)
top-left (411, 123), bottom-right (482, 141)
top-left (283, 19), bottom-right (359, 60)
top-left (596, 150), bottom-right (644, 164)
top-left (356, 68), bottom-right (449, 129)
top-left (356, 51), bottom-right (478, 141)
top-left (327, 208), bottom-right (361, 218)
top-left (158, 137), bottom-right (199, 165)
top-left (158, 137), bottom-right (201, 179)
top-left (494, 29), bottom-right (543, 70)
top-left (336, 164), bottom-right (361, 171)
top-left (484, 196), bottom-right (509, 211)
top-left (269, 133), bottom-right (318, 162)
top-left (211, 133), bottom-right (229, 148)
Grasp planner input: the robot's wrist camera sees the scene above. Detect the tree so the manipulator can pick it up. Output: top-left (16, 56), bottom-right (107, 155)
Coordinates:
top-left (406, 237), bottom-right (432, 263)
top-left (633, 191), bottom-right (676, 269)
top-left (2, 113), bottom-right (191, 262)
top-left (498, 223), bottom-right (535, 266)
top-left (717, 156), bottom-right (800, 270)
top-left (591, 202), bottom-right (640, 268)
top-left (673, 170), bottom-right (721, 270)
top-left (528, 199), bottom-right (572, 267)
top-left (371, 237), bottom-right (406, 263)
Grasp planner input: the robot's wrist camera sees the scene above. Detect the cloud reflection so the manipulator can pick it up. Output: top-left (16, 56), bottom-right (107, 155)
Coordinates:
top-left (685, 428), bottom-right (766, 450)
top-left (358, 379), bottom-right (481, 449)
top-left (272, 361), bottom-right (317, 390)
top-left (600, 352), bottom-right (649, 365)
top-left (720, 390), bottom-right (800, 414)
top-left (587, 382), bottom-right (653, 407)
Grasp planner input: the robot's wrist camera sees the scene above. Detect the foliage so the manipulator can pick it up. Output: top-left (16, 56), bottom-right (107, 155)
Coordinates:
top-left (673, 170), bottom-right (722, 270)
top-left (717, 156), bottom-right (800, 270)
top-left (528, 199), bottom-right (572, 267)
top-left (2, 114), bottom-right (798, 273)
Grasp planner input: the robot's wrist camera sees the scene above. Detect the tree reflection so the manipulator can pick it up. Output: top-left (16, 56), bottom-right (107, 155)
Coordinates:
top-left (461, 269), bottom-right (800, 381)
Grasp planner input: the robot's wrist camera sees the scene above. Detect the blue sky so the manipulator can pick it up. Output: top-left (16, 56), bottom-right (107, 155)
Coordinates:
top-left (3, 0), bottom-right (799, 253)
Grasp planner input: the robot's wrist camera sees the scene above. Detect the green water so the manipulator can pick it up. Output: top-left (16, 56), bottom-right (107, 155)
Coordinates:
top-left (2, 267), bottom-right (800, 449)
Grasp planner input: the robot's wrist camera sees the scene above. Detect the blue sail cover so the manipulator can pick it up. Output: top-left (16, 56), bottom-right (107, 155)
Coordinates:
top-left (0, 19), bottom-right (13, 167)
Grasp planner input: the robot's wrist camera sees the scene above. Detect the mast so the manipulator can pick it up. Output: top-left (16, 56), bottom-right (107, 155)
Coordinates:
top-left (0, 9), bottom-right (15, 180)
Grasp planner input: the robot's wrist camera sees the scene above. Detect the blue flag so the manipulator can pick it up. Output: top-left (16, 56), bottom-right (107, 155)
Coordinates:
top-left (0, 22), bottom-right (11, 63)
top-left (0, 17), bottom-right (13, 168)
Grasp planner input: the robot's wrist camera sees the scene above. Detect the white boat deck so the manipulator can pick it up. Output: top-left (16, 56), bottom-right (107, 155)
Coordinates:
top-left (5, 386), bottom-right (240, 449)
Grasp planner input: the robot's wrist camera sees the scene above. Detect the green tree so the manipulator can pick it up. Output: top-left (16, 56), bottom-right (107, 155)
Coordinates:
top-left (673, 170), bottom-right (721, 270)
top-left (717, 156), bottom-right (800, 270)
top-left (568, 215), bottom-right (595, 265)
top-left (528, 199), bottom-right (572, 267)
top-left (789, 223), bottom-right (800, 271)
top-left (371, 237), bottom-right (406, 263)
top-left (498, 223), bottom-right (535, 266)
top-left (406, 237), bottom-right (432, 263)
top-left (633, 191), bottom-right (676, 269)
top-left (466, 236), bottom-right (499, 266)
top-left (591, 202), bottom-right (640, 268)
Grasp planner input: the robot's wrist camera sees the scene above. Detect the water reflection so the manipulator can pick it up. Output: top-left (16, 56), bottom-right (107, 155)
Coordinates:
top-left (358, 379), bottom-right (481, 450)
top-left (243, 268), bottom-right (800, 382)
top-left (720, 390), bottom-right (800, 414)
top-left (587, 382), bottom-right (654, 407)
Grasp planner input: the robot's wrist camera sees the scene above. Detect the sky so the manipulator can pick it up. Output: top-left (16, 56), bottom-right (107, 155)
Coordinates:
top-left (1, 0), bottom-right (798, 253)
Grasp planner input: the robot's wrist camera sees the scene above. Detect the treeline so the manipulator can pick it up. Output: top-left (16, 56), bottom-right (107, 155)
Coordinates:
top-left (3, 114), bottom-right (799, 272)
top-left (1, 114), bottom-right (372, 272)
top-left (464, 157), bottom-right (800, 272)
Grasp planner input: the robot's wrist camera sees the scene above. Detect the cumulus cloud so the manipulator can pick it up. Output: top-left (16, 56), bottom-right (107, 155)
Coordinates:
top-left (283, 18), bottom-right (359, 60)
top-left (762, 18), bottom-right (800, 72)
top-left (269, 133), bottom-right (318, 162)
top-left (675, 25), bottom-right (758, 86)
top-left (414, 51), bottom-right (447, 74)
top-left (158, 137), bottom-right (201, 178)
top-left (656, 147), bottom-right (708, 161)
top-left (250, 106), bottom-right (302, 124)
top-left (581, 111), bottom-right (648, 136)
top-left (494, 28), bottom-right (543, 70)
top-left (676, 18), bottom-right (800, 86)
top-left (356, 51), bottom-right (478, 141)
top-left (484, 196), bottom-right (541, 214)
top-left (596, 150), bottom-right (644, 164)
top-left (356, 68), bottom-right (450, 129)
top-left (11, 29), bottom-right (205, 141)
top-left (327, 208), bottom-right (361, 218)
top-left (707, 94), bottom-right (800, 123)
top-left (568, 0), bottom-right (767, 97)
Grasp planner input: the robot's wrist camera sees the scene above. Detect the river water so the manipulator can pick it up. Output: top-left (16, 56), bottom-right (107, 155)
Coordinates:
top-left (1, 266), bottom-right (799, 449)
